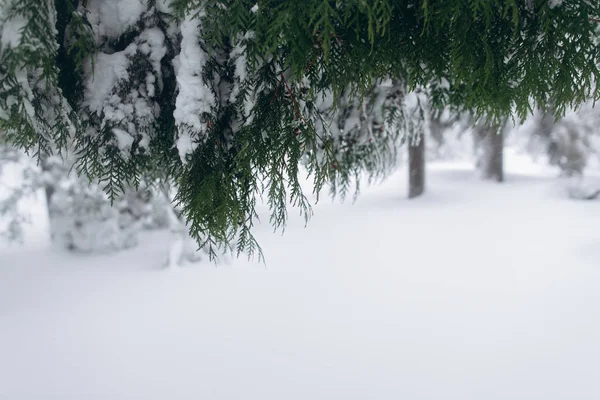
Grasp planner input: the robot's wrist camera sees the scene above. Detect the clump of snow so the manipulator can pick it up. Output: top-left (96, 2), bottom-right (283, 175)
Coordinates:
top-left (229, 41), bottom-right (248, 103)
top-left (176, 132), bottom-right (196, 162)
top-left (155, 0), bottom-right (173, 14)
top-left (548, 0), bottom-right (563, 9)
top-left (83, 52), bottom-right (129, 115)
top-left (0, 13), bottom-right (27, 50)
top-left (112, 127), bottom-right (134, 153)
top-left (140, 27), bottom-right (167, 79)
top-left (82, 26), bottom-right (167, 156)
top-left (86, 0), bottom-right (146, 41)
top-left (83, 29), bottom-right (165, 115)
top-left (174, 15), bottom-right (216, 160)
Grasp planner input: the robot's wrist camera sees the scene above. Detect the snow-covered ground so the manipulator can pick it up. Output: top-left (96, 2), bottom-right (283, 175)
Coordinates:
top-left (2, 150), bottom-right (600, 400)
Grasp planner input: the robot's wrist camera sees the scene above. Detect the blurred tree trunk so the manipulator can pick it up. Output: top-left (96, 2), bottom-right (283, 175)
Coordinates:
top-left (408, 133), bottom-right (425, 198)
top-left (475, 120), bottom-right (504, 182)
top-left (40, 156), bottom-right (54, 210)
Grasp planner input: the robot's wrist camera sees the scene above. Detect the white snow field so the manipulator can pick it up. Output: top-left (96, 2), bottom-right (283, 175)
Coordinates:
top-left (2, 149), bottom-right (600, 400)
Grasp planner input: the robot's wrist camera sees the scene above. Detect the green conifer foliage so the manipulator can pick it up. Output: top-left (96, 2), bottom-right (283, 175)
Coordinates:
top-left (1, 0), bottom-right (599, 259)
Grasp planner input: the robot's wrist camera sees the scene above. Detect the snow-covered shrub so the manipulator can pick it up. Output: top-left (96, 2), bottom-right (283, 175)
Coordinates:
top-left (46, 169), bottom-right (175, 253)
top-left (527, 102), bottom-right (599, 177)
top-left (547, 125), bottom-right (589, 176)
top-left (0, 145), bottom-right (41, 243)
top-left (0, 149), bottom-right (171, 253)
top-left (48, 174), bottom-right (140, 253)
top-left (0, 143), bottom-right (208, 263)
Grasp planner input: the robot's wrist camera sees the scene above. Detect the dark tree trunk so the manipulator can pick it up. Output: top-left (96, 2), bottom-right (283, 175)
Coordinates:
top-left (408, 133), bottom-right (425, 198)
top-left (484, 125), bottom-right (504, 182)
top-left (40, 156), bottom-right (54, 210)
